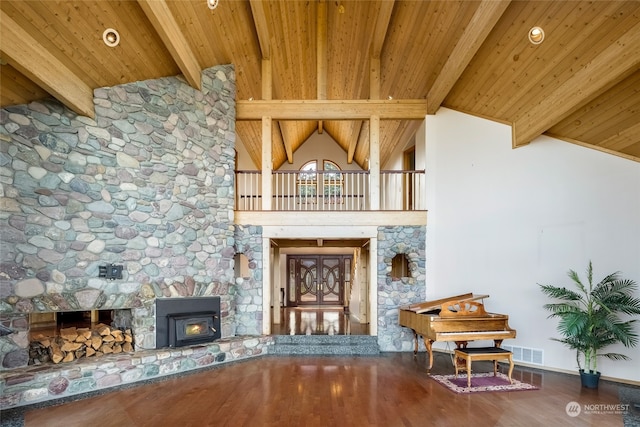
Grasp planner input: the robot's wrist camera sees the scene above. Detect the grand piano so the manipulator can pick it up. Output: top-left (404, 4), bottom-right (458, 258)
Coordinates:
top-left (399, 293), bottom-right (516, 370)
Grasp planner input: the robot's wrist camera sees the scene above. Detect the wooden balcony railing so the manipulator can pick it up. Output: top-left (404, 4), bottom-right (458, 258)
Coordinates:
top-left (236, 170), bottom-right (425, 211)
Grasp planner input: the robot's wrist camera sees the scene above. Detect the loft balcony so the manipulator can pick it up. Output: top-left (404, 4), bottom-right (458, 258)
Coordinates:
top-left (235, 170), bottom-right (427, 227)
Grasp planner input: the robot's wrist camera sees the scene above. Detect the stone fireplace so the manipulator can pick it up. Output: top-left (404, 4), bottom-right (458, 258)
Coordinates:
top-left (0, 65), bottom-right (239, 370)
top-left (0, 64), bottom-right (269, 410)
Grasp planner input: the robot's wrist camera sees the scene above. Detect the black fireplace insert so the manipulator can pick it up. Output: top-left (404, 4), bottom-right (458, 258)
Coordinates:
top-left (156, 297), bottom-right (221, 349)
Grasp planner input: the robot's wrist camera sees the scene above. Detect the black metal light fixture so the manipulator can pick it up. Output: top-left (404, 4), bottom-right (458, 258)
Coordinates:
top-left (99, 264), bottom-right (123, 280)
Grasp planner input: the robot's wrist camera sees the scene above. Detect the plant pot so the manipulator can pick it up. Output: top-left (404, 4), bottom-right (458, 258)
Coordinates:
top-left (579, 369), bottom-right (601, 389)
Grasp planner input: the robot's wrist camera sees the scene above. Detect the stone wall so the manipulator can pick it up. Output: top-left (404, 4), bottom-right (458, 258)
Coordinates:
top-left (0, 66), bottom-right (238, 369)
top-left (377, 226), bottom-right (426, 351)
top-left (233, 225), bottom-right (264, 335)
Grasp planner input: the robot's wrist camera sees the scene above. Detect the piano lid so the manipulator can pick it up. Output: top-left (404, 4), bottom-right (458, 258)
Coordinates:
top-left (400, 293), bottom-right (490, 314)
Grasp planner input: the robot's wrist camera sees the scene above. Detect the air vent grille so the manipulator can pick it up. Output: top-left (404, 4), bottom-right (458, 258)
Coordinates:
top-left (502, 345), bottom-right (544, 365)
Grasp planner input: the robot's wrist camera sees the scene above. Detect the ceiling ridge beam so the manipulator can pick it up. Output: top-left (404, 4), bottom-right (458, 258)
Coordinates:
top-left (426, 0), bottom-right (511, 114)
top-left (137, 0), bottom-right (202, 90)
top-left (513, 20), bottom-right (640, 148)
top-left (237, 100), bottom-right (427, 120)
top-left (0, 10), bottom-right (95, 118)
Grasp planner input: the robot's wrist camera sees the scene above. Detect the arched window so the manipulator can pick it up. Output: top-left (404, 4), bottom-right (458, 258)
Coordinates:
top-left (297, 160), bottom-right (343, 203)
top-left (322, 160), bottom-right (343, 201)
top-left (298, 161), bottom-right (318, 197)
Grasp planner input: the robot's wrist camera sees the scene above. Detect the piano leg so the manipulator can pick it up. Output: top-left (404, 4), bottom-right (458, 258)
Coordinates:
top-left (425, 338), bottom-right (434, 371)
top-left (412, 330), bottom-right (419, 355)
top-left (494, 339), bottom-right (503, 348)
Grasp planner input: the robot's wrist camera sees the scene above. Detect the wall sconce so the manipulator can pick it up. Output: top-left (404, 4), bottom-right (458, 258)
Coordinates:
top-left (102, 28), bottom-right (120, 47)
top-left (99, 264), bottom-right (123, 280)
top-left (528, 27), bottom-right (545, 45)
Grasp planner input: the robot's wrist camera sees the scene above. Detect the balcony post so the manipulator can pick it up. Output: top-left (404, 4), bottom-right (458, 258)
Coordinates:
top-left (261, 116), bottom-right (272, 210)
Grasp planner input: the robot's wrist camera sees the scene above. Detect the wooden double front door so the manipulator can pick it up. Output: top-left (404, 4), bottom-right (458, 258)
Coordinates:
top-left (287, 255), bottom-right (351, 306)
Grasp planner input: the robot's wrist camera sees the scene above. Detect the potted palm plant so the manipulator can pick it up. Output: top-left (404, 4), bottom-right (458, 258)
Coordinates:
top-left (539, 261), bottom-right (640, 388)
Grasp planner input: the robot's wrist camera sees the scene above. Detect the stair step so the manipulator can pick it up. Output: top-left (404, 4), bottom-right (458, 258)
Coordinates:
top-left (271, 335), bottom-right (380, 355)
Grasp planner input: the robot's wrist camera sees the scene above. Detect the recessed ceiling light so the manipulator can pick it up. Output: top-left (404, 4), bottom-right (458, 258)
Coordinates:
top-left (528, 27), bottom-right (545, 45)
top-left (102, 28), bottom-right (120, 47)
top-left (207, 0), bottom-right (219, 10)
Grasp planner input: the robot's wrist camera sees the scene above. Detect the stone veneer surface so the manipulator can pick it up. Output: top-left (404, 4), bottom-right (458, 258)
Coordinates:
top-left (377, 226), bottom-right (427, 352)
top-left (0, 335), bottom-right (273, 410)
top-left (0, 65), bottom-right (264, 371)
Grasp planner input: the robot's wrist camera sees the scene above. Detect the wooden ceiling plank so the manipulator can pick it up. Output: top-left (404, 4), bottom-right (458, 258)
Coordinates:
top-left (598, 121), bottom-right (640, 151)
top-left (2, 1), bottom-right (108, 88)
top-left (427, 0), bottom-right (510, 114)
top-left (317, 0), bottom-right (327, 100)
top-left (317, 0), bottom-right (327, 133)
top-left (0, 10), bottom-right (94, 118)
top-left (503, 1), bottom-right (638, 121)
top-left (513, 20), bottom-right (640, 147)
top-left (137, 0), bottom-right (202, 90)
top-left (237, 99), bottom-right (427, 120)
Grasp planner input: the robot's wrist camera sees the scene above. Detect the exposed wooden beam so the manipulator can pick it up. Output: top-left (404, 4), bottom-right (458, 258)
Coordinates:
top-left (427, 0), bottom-right (510, 114)
top-left (237, 100), bottom-right (427, 120)
top-left (271, 239), bottom-right (369, 248)
top-left (513, 21), bottom-right (640, 147)
top-left (370, 1), bottom-right (395, 58)
top-left (369, 115), bottom-right (380, 210)
top-left (0, 10), bottom-right (94, 118)
top-left (349, 122), bottom-right (366, 164)
top-left (250, 0), bottom-right (271, 59)
top-left (137, 0), bottom-right (201, 90)
top-left (261, 58), bottom-right (272, 100)
top-left (276, 121), bottom-right (293, 164)
top-left (261, 117), bottom-right (273, 210)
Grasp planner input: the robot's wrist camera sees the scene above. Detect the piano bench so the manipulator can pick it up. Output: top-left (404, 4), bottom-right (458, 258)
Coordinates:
top-left (454, 347), bottom-right (514, 388)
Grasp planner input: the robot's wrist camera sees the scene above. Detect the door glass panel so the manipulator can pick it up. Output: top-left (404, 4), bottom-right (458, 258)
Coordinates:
top-left (299, 258), bottom-right (318, 302)
top-left (322, 258), bottom-right (341, 303)
top-left (288, 258), bottom-right (296, 303)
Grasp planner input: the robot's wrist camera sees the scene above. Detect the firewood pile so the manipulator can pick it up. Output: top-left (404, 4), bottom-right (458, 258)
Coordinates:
top-left (29, 324), bottom-right (134, 365)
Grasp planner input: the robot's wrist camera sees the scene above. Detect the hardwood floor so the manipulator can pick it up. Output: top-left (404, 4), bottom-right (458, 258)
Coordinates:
top-left (270, 307), bottom-right (369, 336)
top-left (18, 351), bottom-right (629, 427)
top-left (7, 308), bottom-right (635, 426)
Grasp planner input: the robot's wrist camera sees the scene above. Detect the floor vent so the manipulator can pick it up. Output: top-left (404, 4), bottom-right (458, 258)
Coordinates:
top-left (502, 345), bottom-right (544, 365)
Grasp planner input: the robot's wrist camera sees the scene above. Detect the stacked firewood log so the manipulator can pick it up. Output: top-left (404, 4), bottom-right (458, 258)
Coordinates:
top-left (29, 324), bottom-right (134, 365)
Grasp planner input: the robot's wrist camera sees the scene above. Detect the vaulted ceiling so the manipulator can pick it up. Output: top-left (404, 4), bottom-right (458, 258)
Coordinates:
top-left (1, 0), bottom-right (639, 169)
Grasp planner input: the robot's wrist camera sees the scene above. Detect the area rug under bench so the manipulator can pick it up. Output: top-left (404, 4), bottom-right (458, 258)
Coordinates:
top-left (431, 372), bottom-right (539, 394)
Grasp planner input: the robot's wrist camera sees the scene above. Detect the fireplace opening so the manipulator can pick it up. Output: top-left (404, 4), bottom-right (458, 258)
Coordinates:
top-left (28, 309), bottom-right (135, 365)
top-left (29, 310), bottom-right (115, 336)
top-left (169, 311), bottom-right (219, 347)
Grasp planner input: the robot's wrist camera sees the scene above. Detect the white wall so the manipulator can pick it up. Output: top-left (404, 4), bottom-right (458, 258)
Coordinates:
top-left (235, 133), bottom-right (256, 170)
top-left (425, 108), bottom-right (640, 383)
top-left (278, 131), bottom-right (364, 172)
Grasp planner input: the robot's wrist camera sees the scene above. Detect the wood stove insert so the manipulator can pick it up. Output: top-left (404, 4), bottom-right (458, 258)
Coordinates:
top-left (156, 297), bottom-right (221, 349)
